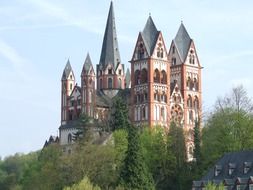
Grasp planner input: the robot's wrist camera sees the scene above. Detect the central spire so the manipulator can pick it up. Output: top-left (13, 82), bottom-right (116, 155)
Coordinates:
top-left (99, 1), bottom-right (121, 69)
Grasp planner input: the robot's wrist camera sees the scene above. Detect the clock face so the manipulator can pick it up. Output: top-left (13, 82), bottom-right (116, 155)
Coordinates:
top-left (171, 104), bottom-right (183, 123)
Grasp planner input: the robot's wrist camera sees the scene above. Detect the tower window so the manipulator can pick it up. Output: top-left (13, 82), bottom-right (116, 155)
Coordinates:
top-left (142, 106), bottom-right (146, 119)
top-left (108, 78), bottom-right (113, 89)
top-left (172, 58), bottom-right (176, 65)
top-left (141, 69), bottom-right (148, 83)
top-left (154, 69), bottom-right (160, 83)
top-left (108, 69), bottom-right (112, 74)
top-left (100, 70), bottom-right (102, 75)
top-left (119, 69), bottom-right (122, 75)
top-left (70, 83), bottom-right (73, 90)
top-left (172, 46), bottom-right (175, 54)
top-left (137, 43), bottom-right (145, 59)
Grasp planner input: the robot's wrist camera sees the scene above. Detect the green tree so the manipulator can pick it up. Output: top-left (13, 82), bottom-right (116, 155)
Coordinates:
top-left (205, 182), bottom-right (224, 190)
top-left (193, 119), bottom-right (201, 164)
top-left (167, 122), bottom-right (188, 190)
top-left (63, 176), bottom-right (101, 190)
top-left (73, 114), bottom-right (92, 142)
top-left (111, 97), bottom-right (130, 130)
top-left (140, 127), bottom-right (176, 189)
top-left (119, 125), bottom-right (155, 190)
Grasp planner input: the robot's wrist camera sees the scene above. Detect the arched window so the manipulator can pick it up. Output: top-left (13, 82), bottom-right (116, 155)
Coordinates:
top-left (137, 43), bottom-right (144, 59)
top-left (118, 78), bottom-right (122, 89)
top-left (189, 110), bottom-right (193, 122)
top-left (161, 107), bottom-right (165, 121)
top-left (172, 46), bottom-right (175, 54)
top-left (154, 69), bottom-right (160, 83)
top-left (108, 78), bottom-right (113, 89)
top-left (172, 58), bottom-right (176, 65)
top-left (135, 70), bottom-right (141, 85)
top-left (144, 92), bottom-right (148, 102)
top-left (142, 106), bottom-right (146, 119)
top-left (161, 48), bottom-right (164, 58)
top-left (187, 95), bottom-right (192, 108)
top-left (161, 92), bottom-right (167, 102)
top-left (186, 77), bottom-right (191, 89)
top-left (100, 78), bottom-right (103, 89)
top-left (154, 91), bottom-right (159, 101)
top-left (70, 83), bottom-right (73, 90)
top-left (194, 97), bottom-right (199, 110)
top-left (193, 78), bottom-right (198, 91)
top-left (141, 69), bottom-right (148, 83)
top-left (68, 133), bottom-right (72, 144)
top-left (192, 55), bottom-right (195, 64)
top-left (157, 48), bottom-right (160, 58)
top-left (161, 70), bottom-right (167, 84)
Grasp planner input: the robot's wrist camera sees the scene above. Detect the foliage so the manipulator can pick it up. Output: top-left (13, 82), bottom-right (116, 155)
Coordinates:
top-left (119, 125), bottom-right (155, 190)
top-left (193, 119), bottom-right (201, 164)
top-left (73, 114), bottom-right (92, 142)
top-left (140, 126), bottom-right (176, 189)
top-left (111, 97), bottom-right (130, 130)
top-left (205, 182), bottom-right (224, 190)
top-left (63, 176), bottom-right (101, 190)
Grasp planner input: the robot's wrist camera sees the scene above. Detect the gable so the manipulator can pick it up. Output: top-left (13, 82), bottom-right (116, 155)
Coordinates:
top-left (184, 41), bottom-right (201, 68)
top-left (168, 41), bottom-right (183, 66)
top-left (131, 33), bottom-right (149, 61)
top-left (151, 32), bottom-right (168, 60)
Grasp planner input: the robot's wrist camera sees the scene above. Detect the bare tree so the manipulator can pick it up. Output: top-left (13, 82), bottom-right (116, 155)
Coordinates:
top-left (215, 85), bottom-right (253, 114)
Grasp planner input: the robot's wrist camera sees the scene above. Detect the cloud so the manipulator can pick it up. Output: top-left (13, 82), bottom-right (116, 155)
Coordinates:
top-left (0, 39), bottom-right (26, 69)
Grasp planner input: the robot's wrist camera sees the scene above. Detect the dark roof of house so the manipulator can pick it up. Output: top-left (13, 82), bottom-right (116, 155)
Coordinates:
top-left (82, 53), bottom-right (93, 74)
top-left (43, 135), bottom-right (59, 148)
top-left (96, 90), bottom-right (113, 107)
top-left (112, 88), bottom-right (131, 105)
top-left (141, 16), bottom-right (159, 56)
top-left (201, 151), bottom-right (253, 181)
top-left (62, 59), bottom-right (73, 80)
top-left (99, 1), bottom-right (121, 69)
top-left (59, 120), bottom-right (79, 129)
top-left (174, 23), bottom-right (192, 62)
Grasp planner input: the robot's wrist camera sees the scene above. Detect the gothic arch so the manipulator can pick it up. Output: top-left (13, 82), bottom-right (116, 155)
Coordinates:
top-left (161, 70), bottom-right (167, 84)
top-left (194, 96), bottom-right (199, 110)
top-left (135, 70), bottom-right (140, 85)
top-left (108, 78), bottom-right (113, 89)
top-left (154, 69), bottom-right (160, 83)
top-left (141, 69), bottom-right (148, 84)
top-left (187, 95), bottom-right (193, 108)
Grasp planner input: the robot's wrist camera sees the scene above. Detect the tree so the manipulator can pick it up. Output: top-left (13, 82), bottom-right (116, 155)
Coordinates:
top-left (119, 125), bottom-right (155, 190)
top-left (73, 114), bottom-right (92, 142)
top-left (63, 176), bottom-right (101, 190)
top-left (193, 119), bottom-right (201, 164)
top-left (167, 122), bottom-right (188, 190)
top-left (111, 97), bottom-right (130, 130)
top-left (201, 85), bottom-right (253, 171)
top-left (205, 182), bottom-right (224, 190)
top-left (140, 127), bottom-right (176, 189)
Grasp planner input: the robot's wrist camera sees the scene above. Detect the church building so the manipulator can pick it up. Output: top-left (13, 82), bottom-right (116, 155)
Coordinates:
top-left (58, 2), bottom-right (202, 160)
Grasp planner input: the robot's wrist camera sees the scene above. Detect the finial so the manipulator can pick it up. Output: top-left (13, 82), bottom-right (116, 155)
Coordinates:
top-left (181, 20), bottom-right (183, 24)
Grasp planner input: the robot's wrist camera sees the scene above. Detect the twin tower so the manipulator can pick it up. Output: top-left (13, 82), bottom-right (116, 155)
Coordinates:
top-left (60, 2), bottom-right (202, 160)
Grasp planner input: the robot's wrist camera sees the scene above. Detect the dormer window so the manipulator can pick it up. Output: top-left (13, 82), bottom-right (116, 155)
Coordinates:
top-left (228, 163), bottom-right (236, 175)
top-left (244, 162), bottom-right (252, 174)
top-left (172, 46), bottom-right (175, 54)
top-left (108, 69), bottom-right (112, 74)
top-left (119, 69), bottom-right (122, 75)
top-left (214, 165), bottom-right (222, 176)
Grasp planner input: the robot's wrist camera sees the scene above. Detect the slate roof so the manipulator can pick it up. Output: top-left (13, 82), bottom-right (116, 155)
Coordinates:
top-left (62, 59), bottom-right (73, 80)
top-left (174, 23), bottom-right (192, 62)
top-left (141, 16), bottom-right (159, 56)
top-left (99, 1), bottom-right (121, 69)
top-left (82, 53), bottom-right (93, 75)
top-left (202, 151), bottom-right (253, 181)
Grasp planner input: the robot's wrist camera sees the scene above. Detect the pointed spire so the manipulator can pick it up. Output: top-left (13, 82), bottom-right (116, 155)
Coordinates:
top-left (125, 68), bottom-right (131, 88)
top-left (99, 1), bottom-right (121, 69)
top-left (82, 53), bottom-right (93, 75)
top-left (141, 16), bottom-right (159, 56)
top-left (174, 23), bottom-right (192, 62)
top-left (62, 59), bottom-right (73, 80)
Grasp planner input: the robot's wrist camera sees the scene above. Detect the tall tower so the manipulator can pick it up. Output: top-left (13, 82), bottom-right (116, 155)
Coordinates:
top-left (168, 23), bottom-right (202, 160)
top-left (81, 53), bottom-right (96, 117)
top-left (97, 1), bottom-right (125, 91)
top-left (61, 60), bottom-right (75, 125)
top-left (130, 16), bottom-right (170, 127)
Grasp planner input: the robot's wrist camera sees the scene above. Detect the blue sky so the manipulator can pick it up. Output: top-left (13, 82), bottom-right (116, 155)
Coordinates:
top-left (0, 0), bottom-right (253, 158)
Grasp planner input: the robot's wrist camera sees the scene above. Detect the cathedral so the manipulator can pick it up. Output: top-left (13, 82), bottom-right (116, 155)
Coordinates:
top-left (57, 2), bottom-right (202, 160)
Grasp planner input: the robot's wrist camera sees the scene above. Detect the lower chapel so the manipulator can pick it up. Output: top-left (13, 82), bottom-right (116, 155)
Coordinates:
top-left (45, 2), bottom-right (202, 160)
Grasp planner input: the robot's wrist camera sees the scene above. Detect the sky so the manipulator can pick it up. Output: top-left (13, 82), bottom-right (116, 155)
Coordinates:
top-left (0, 0), bottom-right (253, 158)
